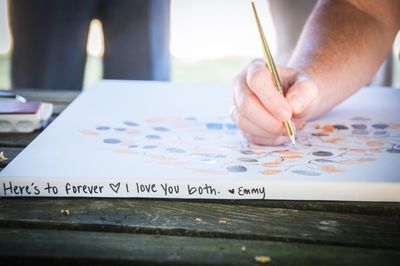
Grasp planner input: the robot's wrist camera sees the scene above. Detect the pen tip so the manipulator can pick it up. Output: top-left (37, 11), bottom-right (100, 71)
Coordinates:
top-left (289, 135), bottom-right (296, 146)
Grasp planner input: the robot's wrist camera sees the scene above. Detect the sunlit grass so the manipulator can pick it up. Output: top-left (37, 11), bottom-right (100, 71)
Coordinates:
top-left (1, 54), bottom-right (399, 90)
top-left (83, 55), bottom-right (253, 89)
top-left (0, 53), bottom-right (10, 89)
top-left (0, 54), bottom-right (255, 90)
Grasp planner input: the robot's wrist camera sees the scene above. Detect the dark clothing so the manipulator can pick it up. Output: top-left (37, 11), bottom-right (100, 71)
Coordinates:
top-left (9, 0), bottom-right (170, 90)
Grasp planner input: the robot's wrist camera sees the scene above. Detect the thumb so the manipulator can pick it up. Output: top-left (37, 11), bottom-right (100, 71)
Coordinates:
top-left (285, 77), bottom-right (319, 117)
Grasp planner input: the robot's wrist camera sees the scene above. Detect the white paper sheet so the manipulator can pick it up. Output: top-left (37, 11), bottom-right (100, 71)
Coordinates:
top-left (1, 80), bottom-right (399, 201)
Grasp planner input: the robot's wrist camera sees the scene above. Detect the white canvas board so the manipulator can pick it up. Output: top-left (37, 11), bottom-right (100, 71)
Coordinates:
top-left (1, 80), bottom-right (399, 201)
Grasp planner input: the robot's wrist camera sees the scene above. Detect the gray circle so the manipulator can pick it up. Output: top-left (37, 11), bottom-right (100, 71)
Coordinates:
top-left (292, 170), bottom-right (321, 176)
top-left (226, 165), bottom-right (247, 173)
top-left (103, 138), bottom-right (121, 144)
top-left (312, 151), bottom-right (333, 157)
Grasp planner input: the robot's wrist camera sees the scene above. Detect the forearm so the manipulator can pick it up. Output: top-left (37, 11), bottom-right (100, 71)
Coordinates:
top-left (289, 0), bottom-right (400, 119)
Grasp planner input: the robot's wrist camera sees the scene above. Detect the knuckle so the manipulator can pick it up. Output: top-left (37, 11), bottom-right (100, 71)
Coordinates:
top-left (247, 135), bottom-right (259, 145)
top-left (233, 70), bottom-right (246, 89)
top-left (238, 96), bottom-right (253, 116)
top-left (299, 80), bottom-right (318, 98)
top-left (249, 58), bottom-right (264, 66)
top-left (270, 137), bottom-right (286, 146)
top-left (232, 74), bottom-right (241, 89)
top-left (248, 67), bottom-right (265, 86)
top-left (270, 124), bottom-right (284, 136)
top-left (253, 58), bottom-right (263, 63)
top-left (308, 82), bottom-right (319, 98)
top-left (235, 115), bottom-right (246, 131)
top-left (247, 68), bottom-right (266, 91)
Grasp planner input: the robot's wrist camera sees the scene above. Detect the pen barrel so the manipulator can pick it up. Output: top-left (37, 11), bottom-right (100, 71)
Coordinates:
top-left (275, 83), bottom-right (284, 95)
top-left (284, 120), bottom-right (295, 137)
top-left (252, 1), bottom-right (296, 143)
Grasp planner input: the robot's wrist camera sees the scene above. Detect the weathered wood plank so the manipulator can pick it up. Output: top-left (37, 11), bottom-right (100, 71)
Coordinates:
top-left (0, 147), bottom-right (23, 169)
top-left (0, 131), bottom-right (41, 148)
top-left (0, 199), bottom-right (399, 250)
top-left (0, 228), bottom-right (398, 266)
top-left (204, 200), bottom-right (400, 217)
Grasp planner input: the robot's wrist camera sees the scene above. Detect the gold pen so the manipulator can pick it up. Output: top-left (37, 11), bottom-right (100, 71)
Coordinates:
top-left (251, 2), bottom-right (296, 145)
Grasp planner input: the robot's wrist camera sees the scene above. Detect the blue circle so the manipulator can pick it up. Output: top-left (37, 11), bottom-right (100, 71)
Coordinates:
top-left (166, 147), bottom-right (186, 153)
top-left (372, 124), bottom-right (389, 130)
top-left (292, 170), bottom-right (321, 176)
top-left (96, 126), bottom-right (111, 130)
top-left (103, 138), bottom-right (121, 144)
top-left (226, 123), bottom-right (238, 130)
top-left (146, 134), bottom-right (161, 139)
top-left (351, 117), bottom-right (370, 121)
top-left (352, 129), bottom-right (369, 135)
top-left (124, 121), bottom-right (139, 126)
top-left (240, 150), bottom-right (255, 155)
top-left (238, 157), bottom-right (258, 162)
top-left (142, 145), bottom-right (157, 149)
top-left (351, 124), bottom-right (367, 130)
top-left (374, 131), bottom-right (387, 136)
top-left (206, 123), bottom-right (223, 130)
top-left (153, 126), bottom-right (170, 132)
top-left (114, 127), bottom-right (126, 131)
top-left (314, 159), bottom-right (335, 163)
top-left (226, 165), bottom-right (247, 173)
top-left (128, 145), bottom-right (138, 148)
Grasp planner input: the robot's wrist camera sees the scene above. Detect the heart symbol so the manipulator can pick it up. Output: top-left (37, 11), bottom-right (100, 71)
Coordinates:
top-left (109, 182), bottom-right (121, 193)
top-left (228, 189), bottom-right (235, 194)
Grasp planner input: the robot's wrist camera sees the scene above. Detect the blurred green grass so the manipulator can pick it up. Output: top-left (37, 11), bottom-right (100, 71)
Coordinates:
top-left (0, 53), bottom-right (10, 89)
top-left (171, 56), bottom-right (252, 85)
top-left (1, 53), bottom-right (398, 90)
top-left (0, 53), bottom-right (252, 90)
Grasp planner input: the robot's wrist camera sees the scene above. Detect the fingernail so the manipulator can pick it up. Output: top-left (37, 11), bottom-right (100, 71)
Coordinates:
top-left (276, 107), bottom-right (291, 121)
top-left (288, 94), bottom-right (304, 113)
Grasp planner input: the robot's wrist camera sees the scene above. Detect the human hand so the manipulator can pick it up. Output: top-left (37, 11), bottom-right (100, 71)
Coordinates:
top-left (231, 59), bottom-right (319, 145)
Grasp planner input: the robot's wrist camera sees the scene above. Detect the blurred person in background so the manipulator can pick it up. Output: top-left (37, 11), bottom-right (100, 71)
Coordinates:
top-left (9, 0), bottom-right (170, 91)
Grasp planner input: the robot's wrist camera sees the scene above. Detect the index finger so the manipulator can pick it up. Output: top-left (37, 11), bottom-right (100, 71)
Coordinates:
top-left (246, 60), bottom-right (292, 122)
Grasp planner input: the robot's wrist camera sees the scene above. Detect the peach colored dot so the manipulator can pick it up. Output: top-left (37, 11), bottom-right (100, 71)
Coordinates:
top-left (351, 149), bottom-right (367, 154)
top-left (274, 150), bottom-right (303, 155)
top-left (113, 149), bottom-right (137, 155)
top-left (80, 130), bottom-right (99, 136)
top-left (321, 124), bottom-right (335, 132)
top-left (369, 149), bottom-right (383, 153)
top-left (389, 123), bottom-right (400, 129)
top-left (366, 140), bottom-right (385, 147)
top-left (261, 169), bottom-right (281, 175)
top-left (320, 165), bottom-right (345, 172)
top-left (323, 137), bottom-right (343, 143)
top-left (357, 157), bottom-right (376, 162)
top-left (263, 161), bottom-right (281, 167)
top-left (146, 118), bottom-right (163, 124)
top-left (120, 140), bottom-right (134, 145)
top-left (338, 160), bottom-right (360, 165)
top-left (125, 129), bottom-right (142, 135)
top-left (283, 155), bottom-right (303, 159)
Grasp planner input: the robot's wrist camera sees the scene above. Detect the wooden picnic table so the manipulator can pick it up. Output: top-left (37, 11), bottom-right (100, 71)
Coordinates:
top-left (0, 89), bottom-right (399, 265)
